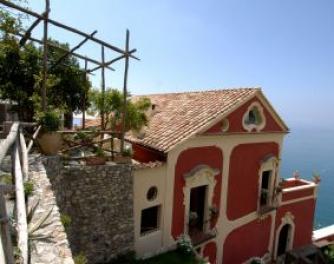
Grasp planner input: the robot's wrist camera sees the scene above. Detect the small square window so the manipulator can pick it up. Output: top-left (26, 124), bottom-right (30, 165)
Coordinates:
top-left (140, 205), bottom-right (160, 235)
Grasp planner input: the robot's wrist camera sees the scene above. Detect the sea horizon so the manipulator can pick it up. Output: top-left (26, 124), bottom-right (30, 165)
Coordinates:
top-left (280, 124), bottom-right (334, 229)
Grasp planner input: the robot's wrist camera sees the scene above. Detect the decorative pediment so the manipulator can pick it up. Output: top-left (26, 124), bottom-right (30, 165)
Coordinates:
top-left (183, 165), bottom-right (220, 180)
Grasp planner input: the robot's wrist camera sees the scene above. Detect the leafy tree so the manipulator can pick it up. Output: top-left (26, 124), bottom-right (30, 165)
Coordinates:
top-left (0, 2), bottom-right (90, 125)
top-left (46, 39), bottom-right (91, 127)
top-left (88, 88), bottom-right (151, 132)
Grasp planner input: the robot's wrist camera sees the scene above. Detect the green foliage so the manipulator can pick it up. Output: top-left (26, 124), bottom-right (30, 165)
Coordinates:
top-left (47, 39), bottom-right (91, 114)
top-left (95, 147), bottom-right (105, 157)
top-left (36, 109), bottom-right (61, 132)
top-left (108, 251), bottom-right (137, 264)
top-left (324, 245), bottom-right (334, 264)
top-left (60, 213), bottom-right (72, 230)
top-left (0, 173), bottom-right (12, 184)
top-left (138, 250), bottom-right (200, 264)
top-left (102, 250), bottom-right (202, 264)
top-left (0, 5), bottom-right (91, 122)
top-left (24, 181), bottom-right (34, 196)
top-left (88, 88), bottom-right (151, 132)
top-left (74, 253), bottom-right (88, 264)
top-left (122, 147), bottom-right (133, 157)
top-left (176, 234), bottom-right (194, 257)
top-left (74, 131), bottom-right (94, 144)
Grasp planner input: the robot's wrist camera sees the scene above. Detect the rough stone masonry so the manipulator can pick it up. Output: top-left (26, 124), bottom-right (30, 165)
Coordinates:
top-left (43, 156), bottom-right (134, 264)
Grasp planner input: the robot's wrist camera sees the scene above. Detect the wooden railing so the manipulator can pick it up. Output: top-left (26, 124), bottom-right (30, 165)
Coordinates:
top-left (0, 122), bottom-right (38, 264)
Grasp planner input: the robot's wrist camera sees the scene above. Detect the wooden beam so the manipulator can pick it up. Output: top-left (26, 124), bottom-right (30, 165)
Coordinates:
top-left (14, 32), bottom-right (115, 70)
top-left (0, 193), bottom-right (15, 264)
top-left (0, 122), bottom-right (19, 165)
top-left (27, 125), bottom-right (41, 153)
top-left (19, 15), bottom-right (43, 47)
top-left (101, 45), bottom-right (106, 130)
top-left (41, 0), bottom-right (50, 112)
top-left (0, 0), bottom-right (135, 56)
top-left (82, 59), bottom-right (87, 129)
top-left (87, 49), bottom-right (138, 73)
top-left (50, 30), bottom-right (97, 70)
top-left (19, 129), bottom-right (28, 181)
top-left (13, 138), bottom-right (28, 264)
top-left (120, 29), bottom-right (130, 153)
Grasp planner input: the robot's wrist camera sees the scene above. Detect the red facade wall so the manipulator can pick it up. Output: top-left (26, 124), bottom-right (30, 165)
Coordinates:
top-left (275, 199), bottom-right (316, 249)
top-left (172, 146), bottom-right (223, 238)
top-left (132, 143), bottom-right (165, 162)
top-left (203, 242), bottom-right (217, 264)
top-left (204, 97), bottom-right (284, 134)
top-left (223, 216), bottom-right (272, 264)
top-left (227, 143), bottom-right (279, 220)
top-left (282, 188), bottom-right (315, 202)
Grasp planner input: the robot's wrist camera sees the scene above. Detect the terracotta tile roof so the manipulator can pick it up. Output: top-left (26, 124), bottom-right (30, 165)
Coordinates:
top-left (126, 88), bottom-right (260, 152)
top-left (84, 118), bottom-right (101, 128)
top-left (133, 160), bottom-right (165, 170)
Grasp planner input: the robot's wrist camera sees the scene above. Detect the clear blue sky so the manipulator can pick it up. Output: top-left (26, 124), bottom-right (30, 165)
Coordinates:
top-left (25, 0), bottom-right (334, 129)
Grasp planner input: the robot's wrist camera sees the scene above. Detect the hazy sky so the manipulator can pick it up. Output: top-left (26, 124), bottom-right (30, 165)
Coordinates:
top-left (24, 0), bottom-right (334, 129)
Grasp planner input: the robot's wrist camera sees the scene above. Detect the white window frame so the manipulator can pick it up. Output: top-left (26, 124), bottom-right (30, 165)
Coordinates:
top-left (274, 212), bottom-right (295, 259)
top-left (242, 102), bottom-right (266, 132)
top-left (257, 156), bottom-right (278, 212)
top-left (183, 165), bottom-right (219, 234)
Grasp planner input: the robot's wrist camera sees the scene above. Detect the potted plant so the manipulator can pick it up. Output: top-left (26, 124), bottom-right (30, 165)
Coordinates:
top-left (37, 109), bottom-right (62, 155)
top-left (114, 147), bottom-right (133, 164)
top-left (85, 147), bottom-right (106, 165)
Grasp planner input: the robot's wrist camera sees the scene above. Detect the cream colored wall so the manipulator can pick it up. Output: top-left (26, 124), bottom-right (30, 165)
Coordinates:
top-left (133, 165), bottom-right (168, 258)
top-left (166, 132), bottom-right (286, 264)
top-left (133, 132), bottom-right (295, 262)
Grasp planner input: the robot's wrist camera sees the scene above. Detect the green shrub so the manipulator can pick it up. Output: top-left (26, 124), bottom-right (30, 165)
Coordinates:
top-left (122, 147), bottom-right (133, 157)
top-left (24, 181), bottom-right (34, 196)
top-left (108, 251), bottom-right (137, 264)
top-left (37, 110), bottom-right (61, 132)
top-left (324, 245), bottom-right (334, 264)
top-left (176, 234), bottom-right (194, 257)
top-left (0, 174), bottom-right (12, 184)
top-left (60, 213), bottom-right (72, 229)
top-left (74, 252), bottom-right (88, 264)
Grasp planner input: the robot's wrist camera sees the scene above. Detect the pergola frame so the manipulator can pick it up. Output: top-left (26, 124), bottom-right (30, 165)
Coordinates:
top-left (0, 0), bottom-right (140, 152)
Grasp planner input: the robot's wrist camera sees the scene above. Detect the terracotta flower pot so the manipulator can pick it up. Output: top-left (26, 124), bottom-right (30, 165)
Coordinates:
top-left (38, 132), bottom-right (62, 155)
top-left (85, 156), bottom-right (106, 165)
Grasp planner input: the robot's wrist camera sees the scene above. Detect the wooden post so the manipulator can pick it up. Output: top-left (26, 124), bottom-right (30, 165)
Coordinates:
top-left (19, 129), bottom-right (29, 181)
top-left (101, 45), bottom-right (106, 131)
top-left (42, 0), bottom-right (50, 112)
top-left (0, 122), bottom-right (19, 165)
top-left (27, 125), bottom-right (41, 153)
top-left (0, 187), bottom-right (15, 264)
top-left (13, 138), bottom-right (28, 264)
top-left (120, 30), bottom-right (130, 153)
top-left (82, 59), bottom-right (88, 129)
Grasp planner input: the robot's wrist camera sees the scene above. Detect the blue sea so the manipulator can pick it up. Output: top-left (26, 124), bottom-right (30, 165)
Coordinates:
top-left (280, 126), bottom-right (334, 229)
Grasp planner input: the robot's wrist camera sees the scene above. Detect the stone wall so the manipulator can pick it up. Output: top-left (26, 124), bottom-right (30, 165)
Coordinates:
top-left (43, 156), bottom-right (134, 264)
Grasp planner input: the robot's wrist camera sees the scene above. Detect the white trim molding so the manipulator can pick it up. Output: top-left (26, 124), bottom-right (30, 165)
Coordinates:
top-left (274, 212), bottom-right (295, 259)
top-left (257, 155), bottom-right (279, 213)
top-left (242, 101), bottom-right (266, 132)
top-left (183, 165), bottom-right (220, 234)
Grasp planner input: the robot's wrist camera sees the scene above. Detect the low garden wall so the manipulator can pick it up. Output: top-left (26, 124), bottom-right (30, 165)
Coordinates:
top-left (43, 156), bottom-right (134, 263)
